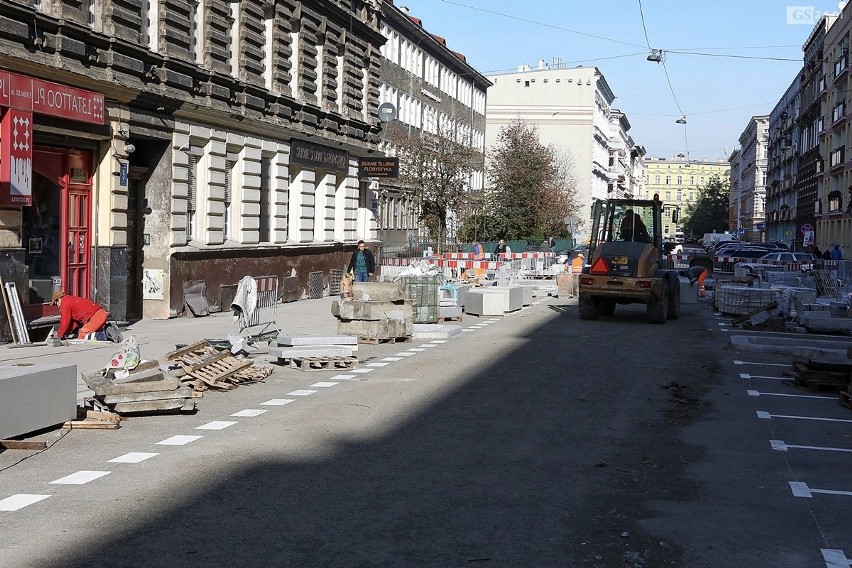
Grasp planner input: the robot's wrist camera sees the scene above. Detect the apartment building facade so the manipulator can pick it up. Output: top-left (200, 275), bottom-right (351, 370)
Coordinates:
top-left (766, 76), bottom-right (801, 248)
top-left (642, 157), bottom-right (731, 238)
top-left (0, 0), bottom-right (388, 333)
top-left (730, 116), bottom-right (770, 242)
top-left (484, 63), bottom-right (622, 239)
top-left (376, 1), bottom-right (489, 244)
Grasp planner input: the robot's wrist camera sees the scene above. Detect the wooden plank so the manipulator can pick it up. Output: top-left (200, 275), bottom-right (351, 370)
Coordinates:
top-left (62, 420), bottom-right (121, 430)
top-left (129, 360), bottom-right (160, 374)
top-left (182, 349), bottom-right (229, 374)
top-left (163, 340), bottom-right (209, 361)
top-left (77, 408), bottom-right (121, 423)
top-left (102, 386), bottom-right (194, 404)
top-left (188, 358), bottom-right (253, 383)
top-left (0, 440), bottom-right (47, 450)
top-left (0, 275), bottom-right (17, 345)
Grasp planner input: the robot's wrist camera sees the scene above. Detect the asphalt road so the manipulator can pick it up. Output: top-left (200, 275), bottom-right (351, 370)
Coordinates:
top-left (0, 296), bottom-right (850, 567)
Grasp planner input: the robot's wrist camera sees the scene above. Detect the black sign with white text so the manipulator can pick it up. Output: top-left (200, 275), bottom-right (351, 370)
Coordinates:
top-left (358, 157), bottom-right (399, 178)
top-left (290, 139), bottom-right (349, 173)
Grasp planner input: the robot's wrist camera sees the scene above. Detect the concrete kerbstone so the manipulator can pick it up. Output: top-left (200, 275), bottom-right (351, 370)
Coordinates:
top-left (412, 324), bottom-right (462, 339)
top-left (270, 346), bottom-right (354, 359)
top-left (0, 364), bottom-right (77, 439)
top-left (276, 334), bottom-right (358, 346)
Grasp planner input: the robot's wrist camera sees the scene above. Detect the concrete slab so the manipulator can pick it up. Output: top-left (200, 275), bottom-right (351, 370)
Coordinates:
top-left (276, 335), bottom-right (358, 346)
top-left (352, 281), bottom-right (406, 302)
top-left (805, 318), bottom-right (852, 333)
top-left (729, 335), bottom-right (852, 355)
top-left (0, 364), bottom-right (76, 440)
top-left (269, 346), bottom-right (354, 359)
top-left (411, 324), bottom-right (462, 339)
top-left (337, 318), bottom-right (412, 339)
top-left (331, 299), bottom-right (413, 321)
top-left (438, 306), bottom-right (463, 318)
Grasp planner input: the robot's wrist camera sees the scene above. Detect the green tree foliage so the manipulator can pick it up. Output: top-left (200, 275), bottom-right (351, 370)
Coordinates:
top-left (388, 118), bottom-right (482, 243)
top-left (683, 175), bottom-right (730, 237)
top-left (486, 119), bottom-right (580, 240)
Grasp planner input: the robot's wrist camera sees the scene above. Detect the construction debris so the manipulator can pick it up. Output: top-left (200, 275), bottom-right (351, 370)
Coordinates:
top-left (163, 340), bottom-right (273, 391)
top-left (81, 366), bottom-right (195, 415)
top-left (333, 282), bottom-right (413, 342)
top-left (270, 334), bottom-right (359, 370)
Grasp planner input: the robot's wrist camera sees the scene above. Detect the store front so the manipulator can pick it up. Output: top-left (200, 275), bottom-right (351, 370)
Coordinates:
top-left (0, 72), bottom-right (104, 322)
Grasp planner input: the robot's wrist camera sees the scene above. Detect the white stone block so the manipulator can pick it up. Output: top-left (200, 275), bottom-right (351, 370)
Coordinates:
top-left (270, 346), bottom-right (354, 359)
top-left (0, 364), bottom-right (76, 439)
top-left (277, 335), bottom-right (358, 346)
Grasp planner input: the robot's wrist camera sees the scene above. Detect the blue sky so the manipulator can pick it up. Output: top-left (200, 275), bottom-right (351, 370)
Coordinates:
top-left (399, 0), bottom-right (843, 160)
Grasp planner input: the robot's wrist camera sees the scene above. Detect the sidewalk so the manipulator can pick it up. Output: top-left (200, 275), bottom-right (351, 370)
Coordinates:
top-left (0, 296), bottom-right (342, 402)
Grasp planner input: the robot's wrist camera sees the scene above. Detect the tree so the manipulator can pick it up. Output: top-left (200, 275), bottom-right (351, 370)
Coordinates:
top-left (387, 116), bottom-right (483, 243)
top-left (683, 175), bottom-right (730, 237)
top-left (487, 119), bottom-right (580, 240)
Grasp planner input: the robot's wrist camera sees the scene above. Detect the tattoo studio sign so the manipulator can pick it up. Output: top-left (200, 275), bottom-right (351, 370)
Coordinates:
top-left (0, 72), bottom-right (104, 206)
top-left (290, 139), bottom-right (349, 173)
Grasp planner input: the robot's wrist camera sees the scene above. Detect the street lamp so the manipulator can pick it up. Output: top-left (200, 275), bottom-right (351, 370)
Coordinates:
top-left (676, 116), bottom-right (687, 124)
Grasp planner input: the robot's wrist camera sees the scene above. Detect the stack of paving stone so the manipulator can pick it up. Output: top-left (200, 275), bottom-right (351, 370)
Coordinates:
top-left (332, 281), bottom-right (414, 343)
top-left (795, 300), bottom-right (852, 334)
top-left (81, 362), bottom-right (195, 415)
top-left (270, 335), bottom-right (359, 370)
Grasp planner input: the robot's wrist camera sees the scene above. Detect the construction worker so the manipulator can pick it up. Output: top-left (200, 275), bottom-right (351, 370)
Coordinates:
top-left (685, 265), bottom-right (708, 298)
top-left (569, 253), bottom-right (585, 298)
top-left (52, 291), bottom-right (122, 342)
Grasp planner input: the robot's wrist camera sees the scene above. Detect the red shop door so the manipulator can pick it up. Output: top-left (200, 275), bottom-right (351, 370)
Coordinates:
top-left (30, 147), bottom-right (93, 309)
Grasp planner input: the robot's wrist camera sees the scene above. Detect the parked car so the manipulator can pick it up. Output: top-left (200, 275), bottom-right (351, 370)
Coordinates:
top-left (555, 245), bottom-right (588, 265)
top-left (757, 252), bottom-right (817, 269)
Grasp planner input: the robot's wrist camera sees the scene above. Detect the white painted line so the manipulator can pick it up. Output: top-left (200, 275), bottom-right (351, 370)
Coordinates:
top-left (718, 322), bottom-right (729, 326)
top-left (770, 439), bottom-right (852, 454)
top-left (757, 411), bottom-right (852, 424)
top-left (231, 409), bottom-right (268, 417)
top-left (0, 494), bottom-right (50, 511)
top-left (741, 373), bottom-right (787, 381)
top-left (382, 357), bottom-right (403, 362)
top-left (394, 351), bottom-right (415, 357)
top-left (734, 360), bottom-right (788, 367)
top-left (747, 390), bottom-right (834, 400)
top-left (286, 390), bottom-right (318, 396)
top-left (350, 368), bottom-right (374, 374)
top-left (50, 470), bottom-right (111, 485)
top-left (822, 548), bottom-right (851, 567)
top-left (789, 481), bottom-right (852, 498)
top-left (420, 343), bottom-right (437, 348)
top-left (261, 399), bottom-right (295, 406)
top-left (157, 435), bottom-right (203, 445)
top-left (429, 340), bottom-right (447, 344)
top-left (367, 362), bottom-right (389, 367)
top-left (461, 328), bottom-right (476, 332)
top-left (408, 348), bottom-right (425, 352)
top-left (329, 374), bottom-right (359, 380)
top-left (195, 421), bottom-right (238, 430)
top-left (109, 452), bottom-right (159, 463)
top-left (310, 381), bottom-right (338, 388)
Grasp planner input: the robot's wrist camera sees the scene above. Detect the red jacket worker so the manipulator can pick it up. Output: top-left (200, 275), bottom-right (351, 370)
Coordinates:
top-left (53, 291), bottom-right (110, 339)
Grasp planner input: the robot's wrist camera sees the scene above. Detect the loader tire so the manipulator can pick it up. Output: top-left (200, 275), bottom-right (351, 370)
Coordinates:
top-left (578, 295), bottom-right (599, 320)
top-left (647, 281), bottom-right (669, 324)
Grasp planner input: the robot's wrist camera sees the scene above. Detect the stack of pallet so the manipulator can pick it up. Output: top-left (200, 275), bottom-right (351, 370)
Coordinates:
top-left (163, 340), bottom-right (273, 392)
top-left (332, 282), bottom-right (413, 343)
top-left (789, 348), bottom-right (852, 393)
top-left (81, 362), bottom-right (195, 415)
top-left (269, 335), bottom-right (359, 371)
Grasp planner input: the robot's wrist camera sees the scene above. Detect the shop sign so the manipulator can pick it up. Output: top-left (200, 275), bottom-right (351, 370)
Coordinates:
top-left (119, 162), bottom-right (128, 187)
top-left (358, 157), bottom-right (399, 178)
top-left (0, 108), bottom-right (33, 206)
top-left (0, 72), bottom-right (104, 125)
top-left (290, 139), bottom-right (349, 173)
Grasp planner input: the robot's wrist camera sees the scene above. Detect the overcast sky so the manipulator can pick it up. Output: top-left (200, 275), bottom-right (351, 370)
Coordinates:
top-left (400, 0), bottom-right (842, 160)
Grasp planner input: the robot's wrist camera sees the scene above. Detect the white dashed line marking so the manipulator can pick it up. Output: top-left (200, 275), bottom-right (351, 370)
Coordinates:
top-left (261, 399), bottom-right (295, 406)
top-left (822, 548), bottom-right (851, 566)
top-left (109, 452), bottom-right (158, 463)
top-left (287, 390), bottom-right (318, 396)
top-left (350, 368), bottom-right (374, 374)
top-left (748, 390), bottom-right (834, 400)
top-left (231, 409), bottom-right (268, 417)
top-left (461, 328), bottom-right (476, 332)
top-left (195, 421), bottom-right (238, 430)
top-left (429, 340), bottom-right (447, 344)
top-left (408, 348), bottom-right (425, 352)
top-left (157, 435), bottom-right (203, 446)
top-left (757, 411), bottom-right (852, 423)
top-left (0, 494), bottom-right (50, 511)
top-left (311, 381), bottom-right (338, 388)
top-left (395, 352), bottom-right (415, 357)
top-left (790, 481), bottom-right (852, 498)
top-left (770, 439), bottom-right (852, 453)
top-left (382, 357), bottom-right (403, 362)
top-left (367, 362), bottom-right (389, 367)
top-left (50, 471), bottom-right (111, 485)
top-left (420, 344), bottom-right (437, 347)
top-left (329, 374), bottom-right (358, 380)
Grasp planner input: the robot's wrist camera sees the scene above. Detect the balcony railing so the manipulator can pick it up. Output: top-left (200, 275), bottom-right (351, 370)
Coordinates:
top-left (835, 55), bottom-right (849, 80)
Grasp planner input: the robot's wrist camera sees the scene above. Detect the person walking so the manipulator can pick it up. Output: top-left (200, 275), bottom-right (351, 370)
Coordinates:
top-left (830, 244), bottom-right (843, 260)
top-left (347, 240), bottom-right (375, 282)
top-left (52, 291), bottom-right (121, 342)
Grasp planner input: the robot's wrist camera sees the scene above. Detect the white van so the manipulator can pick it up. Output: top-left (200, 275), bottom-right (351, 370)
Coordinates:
top-left (674, 231), bottom-right (685, 244)
top-left (702, 232), bottom-right (735, 250)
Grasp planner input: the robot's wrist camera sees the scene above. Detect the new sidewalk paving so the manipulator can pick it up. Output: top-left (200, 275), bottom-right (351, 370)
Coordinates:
top-left (0, 296), bottom-right (344, 402)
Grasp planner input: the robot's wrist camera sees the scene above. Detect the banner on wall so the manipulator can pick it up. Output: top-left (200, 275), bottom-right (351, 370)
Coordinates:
top-left (0, 108), bottom-right (33, 206)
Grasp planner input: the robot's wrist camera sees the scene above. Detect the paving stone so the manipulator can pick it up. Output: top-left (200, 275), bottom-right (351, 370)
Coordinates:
top-left (275, 334), bottom-right (358, 346)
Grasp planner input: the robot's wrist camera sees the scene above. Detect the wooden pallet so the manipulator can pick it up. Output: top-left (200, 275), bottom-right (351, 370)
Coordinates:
top-left (289, 356), bottom-right (359, 371)
top-left (840, 391), bottom-right (852, 411)
top-left (791, 362), bottom-right (850, 392)
top-left (791, 374), bottom-right (849, 393)
top-left (357, 336), bottom-right (412, 345)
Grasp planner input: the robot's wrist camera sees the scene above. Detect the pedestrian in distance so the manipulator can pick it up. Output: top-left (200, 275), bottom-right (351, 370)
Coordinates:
top-left (824, 248), bottom-right (834, 260)
top-left (494, 239), bottom-right (507, 259)
top-left (831, 244), bottom-right (843, 260)
top-left (569, 253), bottom-right (584, 298)
top-left (347, 239), bottom-right (375, 282)
top-left (52, 291), bottom-right (122, 342)
top-left (813, 246), bottom-right (823, 259)
top-left (472, 240), bottom-right (486, 260)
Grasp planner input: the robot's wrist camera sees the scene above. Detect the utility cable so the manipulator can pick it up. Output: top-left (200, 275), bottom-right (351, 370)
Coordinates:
top-left (665, 50), bottom-right (801, 62)
top-left (637, 0), bottom-right (653, 51)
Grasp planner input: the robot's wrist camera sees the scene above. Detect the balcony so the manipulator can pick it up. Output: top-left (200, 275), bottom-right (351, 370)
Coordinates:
top-left (832, 101), bottom-right (847, 125)
top-left (835, 54), bottom-right (849, 82)
top-left (829, 146), bottom-right (845, 170)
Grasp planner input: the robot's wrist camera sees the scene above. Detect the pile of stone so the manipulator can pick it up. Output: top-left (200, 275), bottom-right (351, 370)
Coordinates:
top-left (332, 282), bottom-right (413, 343)
top-left (81, 362), bottom-right (195, 415)
top-left (269, 335), bottom-right (359, 370)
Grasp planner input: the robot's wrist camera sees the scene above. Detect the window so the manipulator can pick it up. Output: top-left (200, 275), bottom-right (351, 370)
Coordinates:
top-left (223, 155), bottom-right (237, 241)
top-left (259, 156), bottom-right (271, 242)
top-left (654, 175), bottom-right (660, 184)
top-left (187, 152), bottom-right (199, 241)
top-left (665, 176), bottom-right (671, 185)
top-left (676, 176), bottom-right (682, 185)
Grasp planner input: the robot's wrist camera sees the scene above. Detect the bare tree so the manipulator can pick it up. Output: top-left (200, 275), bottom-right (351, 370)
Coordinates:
top-left (386, 115), bottom-right (483, 244)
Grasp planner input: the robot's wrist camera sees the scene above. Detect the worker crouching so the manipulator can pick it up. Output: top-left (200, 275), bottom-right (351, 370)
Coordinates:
top-left (52, 291), bottom-right (123, 343)
top-left (684, 266), bottom-right (708, 298)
